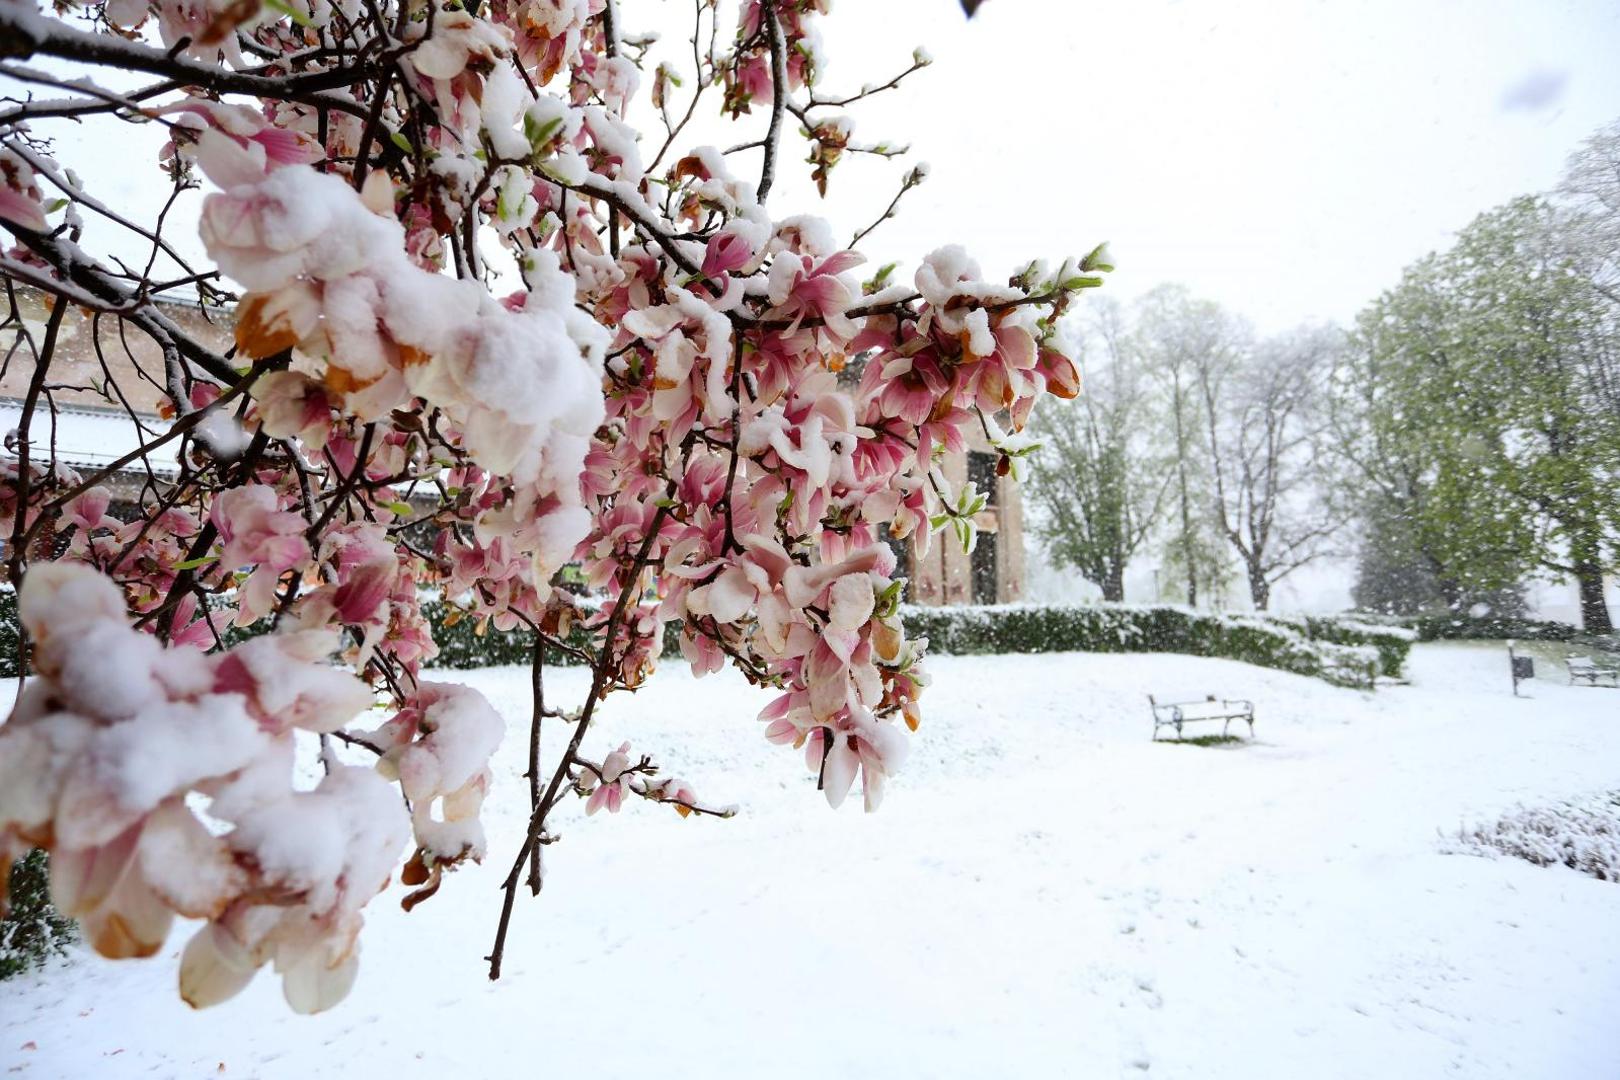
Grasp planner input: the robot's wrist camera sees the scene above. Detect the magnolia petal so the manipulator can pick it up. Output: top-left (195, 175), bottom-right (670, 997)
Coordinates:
top-left (862, 762), bottom-right (887, 813)
top-left (179, 923), bottom-right (260, 1009)
top-left (827, 573), bottom-right (875, 631)
top-left (280, 948), bottom-right (360, 1015)
top-left (584, 784), bottom-right (608, 816)
top-left (821, 738), bottom-right (858, 810)
top-left (49, 823), bottom-right (142, 917)
top-left (83, 871), bottom-right (174, 960)
top-left (706, 566), bottom-right (755, 626)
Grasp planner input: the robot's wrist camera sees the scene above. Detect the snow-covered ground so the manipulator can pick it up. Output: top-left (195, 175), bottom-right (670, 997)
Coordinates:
top-left (5, 641), bottom-right (1619, 1079)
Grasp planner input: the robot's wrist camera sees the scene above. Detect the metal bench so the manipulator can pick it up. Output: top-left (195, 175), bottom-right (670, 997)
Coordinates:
top-left (1148, 694), bottom-right (1255, 741)
top-left (1566, 656), bottom-right (1619, 688)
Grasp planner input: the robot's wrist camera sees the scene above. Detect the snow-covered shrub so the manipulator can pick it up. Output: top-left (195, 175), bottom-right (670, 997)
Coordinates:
top-left (1290, 615), bottom-right (1413, 678)
top-left (0, 589), bottom-right (19, 679)
top-left (422, 598), bottom-right (680, 670)
top-left (1, 850), bottom-right (76, 981)
top-left (897, 603), bottom-right (1391, 688)
top-left (1409, 613), bottom-right (1581, 643)
top-left (1449, 792), bottom-right (1620, 882)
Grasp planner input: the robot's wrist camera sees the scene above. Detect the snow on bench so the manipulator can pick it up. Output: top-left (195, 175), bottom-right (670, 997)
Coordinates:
top-left (1148, 694), bottom-right (1255, 741)
top-left (1566, 656), bottom-right (1619, 688)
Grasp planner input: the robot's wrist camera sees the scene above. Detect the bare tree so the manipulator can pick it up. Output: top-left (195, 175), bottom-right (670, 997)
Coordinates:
top-left (1135, 285), bottom-right (1236, 606)
top-left (1028, 299), bottom-right (1169, 601)
top-left (1197, 326), bottom-right (1347, 610)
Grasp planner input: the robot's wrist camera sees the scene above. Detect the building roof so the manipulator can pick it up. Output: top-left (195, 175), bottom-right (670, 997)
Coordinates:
top-left (0, 399), bottom-right (178, 479)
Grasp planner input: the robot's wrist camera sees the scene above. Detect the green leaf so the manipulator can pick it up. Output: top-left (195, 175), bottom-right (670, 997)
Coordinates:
top-left (172, 555), bottom-right (215, 571)
top-left (524, 114), bottom-right (565, 152)
top-left (263, 0), bottom-right (316, 28)
top-left (1079, 241), bottom-right (1115, 273)
top-left (389, 130), bottom-right (413, 155)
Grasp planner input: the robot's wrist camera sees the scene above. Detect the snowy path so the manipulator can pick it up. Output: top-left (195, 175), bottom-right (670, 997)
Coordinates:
top-left (4, 642), bottom-right (1618, 1078)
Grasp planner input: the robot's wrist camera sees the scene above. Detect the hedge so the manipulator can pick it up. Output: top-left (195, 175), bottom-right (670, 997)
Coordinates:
top-left (420, 599), bottom-right (684, 670)
top-left (1406, 613), bottom-right (1581, 643)
top-left (894, 603), bottom-right (1397, 688)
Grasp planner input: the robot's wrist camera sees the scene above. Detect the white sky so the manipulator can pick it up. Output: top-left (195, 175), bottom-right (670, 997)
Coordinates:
top-left (23, 0), bottom-right (1620, 334)
top-left (762, 0), bottom-right (1620, 333)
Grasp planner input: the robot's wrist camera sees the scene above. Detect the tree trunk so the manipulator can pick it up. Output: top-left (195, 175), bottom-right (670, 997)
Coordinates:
top-left (1575, 561), bottom-right (1613, 634)
top-left (1103, 562), bottom-right (1125, 603)
top-left (1248, 563), bottom-right (1270, 612)
top-left (1170, 378), bottom-right (1197, 608)
top-left (1176, 477), bottom-right (1196, 607)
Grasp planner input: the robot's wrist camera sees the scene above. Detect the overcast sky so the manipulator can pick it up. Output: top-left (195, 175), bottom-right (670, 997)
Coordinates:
top-left (750, 0), bottom-right (1620, 334)
top-left (28, 0), bottom-right (1620, 335)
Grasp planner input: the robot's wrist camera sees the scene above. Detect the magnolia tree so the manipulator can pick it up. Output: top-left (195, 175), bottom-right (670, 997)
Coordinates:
top-left (0, 0), bottom-right (1107, 1012)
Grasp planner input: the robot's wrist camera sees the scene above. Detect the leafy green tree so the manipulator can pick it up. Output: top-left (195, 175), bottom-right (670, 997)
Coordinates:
top-left (1337, 197), bottom-right (1619, 630)
top-left (1350, 497), bottom-right (1526, 616)
top-left (1454, 197), bottom-right (1619, 631)
top-left (1333, 250), bottom-right (1537, 612)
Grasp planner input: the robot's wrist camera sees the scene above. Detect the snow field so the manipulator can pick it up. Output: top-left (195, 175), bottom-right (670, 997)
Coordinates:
top-left (4, 641), bottom-right (1618, 1078)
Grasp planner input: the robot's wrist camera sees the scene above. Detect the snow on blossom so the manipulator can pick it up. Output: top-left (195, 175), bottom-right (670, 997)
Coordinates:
top-left (371, 682), bottom-right (504, 866)
top-left (0, 564), bottom-right (407, 1012)
top-left (194, 129), bottom-right (607, 591)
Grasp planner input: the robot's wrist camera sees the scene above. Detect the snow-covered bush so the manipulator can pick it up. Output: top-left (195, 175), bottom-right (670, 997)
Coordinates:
top-left (1285, 615), bottom-right (1414, 678)
top-left (1449, 792), bottom-right (1620, 882)
top-left (1408, 613), bottom-right (1584, 643)
top-left (897, 603), bottom-right (1394, 688)
top-left (0, 589), bottom-right (19, 679)
top-left (0, 1), bottom-right (1108, 1011)
top-left (1, 850), bottom-right (77, 981)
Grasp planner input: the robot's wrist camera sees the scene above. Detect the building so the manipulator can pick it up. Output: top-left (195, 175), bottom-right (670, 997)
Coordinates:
top-left (896, 426), bottom-right (1027, 606)
top-left (0, 286), bottom-right (231, 511)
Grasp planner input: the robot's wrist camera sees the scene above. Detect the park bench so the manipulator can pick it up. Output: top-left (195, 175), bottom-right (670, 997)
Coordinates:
top-left (1148, 694), bottom-right (1255, 741)
top-left (1566, 656), bottom-right (1619, 688)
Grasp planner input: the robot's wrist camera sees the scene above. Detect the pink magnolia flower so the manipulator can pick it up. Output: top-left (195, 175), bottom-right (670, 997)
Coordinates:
top-left (160, 98), bottom-right (325, 173)
top-left (61, 487), bottom-right (114, 555)
top-left (585, 742), bottom-right (633, 815)
top-left (804, 710), bottom-right (908, 812)
top-left (0, 150), bottom-right (47, 231)
top-left (253, 371), bottom-right (338, 450)
top-left (701, 227), bottom-right (759, 281)
top-left (766, 250), bottom-right (864, 338)
top-left (210, 485), bottom-right (311, 624)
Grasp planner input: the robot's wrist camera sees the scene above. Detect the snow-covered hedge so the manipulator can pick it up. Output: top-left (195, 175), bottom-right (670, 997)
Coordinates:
top-left (1449, 792), bottom-right (1620, 882)
top-left (1276, 615), bottom-right (1414, 678)
top-left (896, 603), bottom-right (1396, 688)
top-left (1407, 613), bottom-right (1583, 643)
top-left (1377, 612), bottom-right (1618, 658)
top-left (421, 599), bottom-right (685, 670)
